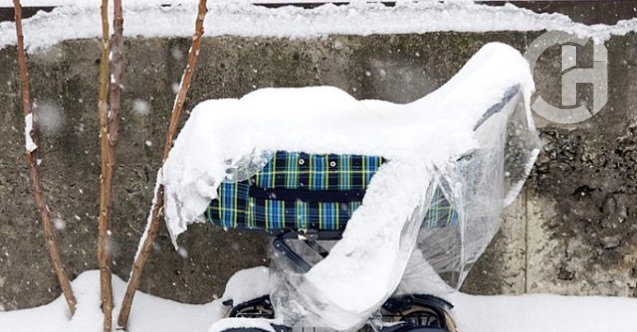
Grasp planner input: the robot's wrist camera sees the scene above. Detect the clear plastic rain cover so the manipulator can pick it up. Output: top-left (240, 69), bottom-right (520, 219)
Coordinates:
top-left (400, 91), bottom-right (541, 296)
top-left (161, 43), bottom-right (540, 332)
top-left (267, 88), bottom-right (540, 331)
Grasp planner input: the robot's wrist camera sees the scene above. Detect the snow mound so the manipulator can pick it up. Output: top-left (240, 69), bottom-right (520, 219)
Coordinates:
top-left (0, 270), bottom-right (225, 332)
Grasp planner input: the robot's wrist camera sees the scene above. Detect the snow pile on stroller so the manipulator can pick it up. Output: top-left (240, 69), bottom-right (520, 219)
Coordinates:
top-left (161, 42), bottom-right (540, 332)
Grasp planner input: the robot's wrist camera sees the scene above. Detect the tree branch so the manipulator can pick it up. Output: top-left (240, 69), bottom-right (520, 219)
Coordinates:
top-left (117, 0), bottom-right (208, 329)
top-left (13, 0), bottom-right (77, 316)
top-left (109, 0), bottom-right (124, 151)
top-left (97, 0), bottom-right (115, 330)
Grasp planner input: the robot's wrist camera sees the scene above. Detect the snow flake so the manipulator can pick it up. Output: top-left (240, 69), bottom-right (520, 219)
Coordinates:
top-left (37, 100), bottom-right (65, 135)
top-left (171, 48), bottom-right (184, 61)
top-left (177, 247), bottom-right (188, 259)
top-left (53, 218), bottom-right (66, 231)
top-left (132, 98), bottom-right (151, 116)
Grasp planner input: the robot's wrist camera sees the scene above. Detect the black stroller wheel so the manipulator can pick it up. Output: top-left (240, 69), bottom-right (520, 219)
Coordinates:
top-left (381, 294), bottom-right (457, 332)
top-left (400, 306), bottom-right (445, 328)
top-left (226, 295), bottom-right (275, 319)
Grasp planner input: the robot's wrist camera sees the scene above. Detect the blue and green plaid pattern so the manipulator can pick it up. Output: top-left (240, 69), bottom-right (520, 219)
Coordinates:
top-left (253, 152), bottom-right (381, 190)
top-left (422, 186), bottom-right (458, 228)
top-left (205, 151), bottom-right (456, 233)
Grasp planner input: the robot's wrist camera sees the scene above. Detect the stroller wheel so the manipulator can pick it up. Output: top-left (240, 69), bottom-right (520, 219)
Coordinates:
top-left (226, 295), bottom-right (275, 319)
top-left (380, 322), bottom-right (453, 332)
top-left (381, 295), bottom-right (457, 332)
top-left (218, 328), bottom-right (273, 332)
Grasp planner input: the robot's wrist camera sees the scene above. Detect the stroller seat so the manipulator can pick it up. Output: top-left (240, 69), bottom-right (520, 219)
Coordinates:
top-left (205, 151), bottom-right (457, 240)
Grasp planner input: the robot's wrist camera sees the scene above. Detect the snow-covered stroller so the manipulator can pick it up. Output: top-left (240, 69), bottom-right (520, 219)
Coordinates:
top-left (206, 152), bottom-right (459, 332)
top-left (161, 42), bottom-right (540, 332)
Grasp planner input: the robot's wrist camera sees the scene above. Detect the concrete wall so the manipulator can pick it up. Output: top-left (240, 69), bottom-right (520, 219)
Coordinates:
top-left (1, 32), bottom-right (636, 310)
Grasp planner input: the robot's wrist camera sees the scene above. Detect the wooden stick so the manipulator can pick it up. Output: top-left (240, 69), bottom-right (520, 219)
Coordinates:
top-left (117, 0), bottom-right (208, 329)
top-left (97, 0), bottom-right (114, 330)
top-left (106, 0), bottom-right (124, 279)
top-left (12, 0), bottom-right (77, 316)
top-left (109, 0), bottom-right (124, 151)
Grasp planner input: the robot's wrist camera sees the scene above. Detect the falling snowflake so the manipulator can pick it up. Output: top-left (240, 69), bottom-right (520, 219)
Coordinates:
top-left (132, 99), bottom-right (150, 116)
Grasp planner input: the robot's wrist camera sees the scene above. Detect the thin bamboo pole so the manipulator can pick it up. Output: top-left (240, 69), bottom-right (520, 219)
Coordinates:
top-left (12, 0), bottom-right (77, 316)
top-left (117, 0), bottom-right (208, 329)
top-left (97, 0), bottom-right (114, 330)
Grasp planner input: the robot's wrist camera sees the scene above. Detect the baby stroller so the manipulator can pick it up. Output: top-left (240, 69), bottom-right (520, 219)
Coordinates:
top-left (161, 42), bottom-right (540, 332)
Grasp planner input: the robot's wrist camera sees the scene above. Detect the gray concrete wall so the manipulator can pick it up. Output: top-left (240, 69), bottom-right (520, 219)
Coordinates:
top-left (1, 32), bottom-right (636, 310)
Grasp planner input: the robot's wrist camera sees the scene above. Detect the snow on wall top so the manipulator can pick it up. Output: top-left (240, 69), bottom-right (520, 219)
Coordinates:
top-left (4, 0), bottom-right (379, 5)
top-left (1, 1), bottom-right (636, 52)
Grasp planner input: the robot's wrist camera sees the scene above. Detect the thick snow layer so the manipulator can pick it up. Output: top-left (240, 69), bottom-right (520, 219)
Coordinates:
top-left (209, 318), bottom-right (277, 332)
top-left (2, 268), bottom-right (637, 332)
top-left (161, 42), bottom-right (534, 330)
top-left (162, 42), bottom-right (533, 242)
top-left (0, 270), bottom-right (226, 332)
top-left (2, 0), bottom-right (367, 5)
top-left (221, 266), bottom-right (270, 305)
top-left (449, 292), bottom-right (637, 332)
top-left (1, 1), bottom-right (636, 52)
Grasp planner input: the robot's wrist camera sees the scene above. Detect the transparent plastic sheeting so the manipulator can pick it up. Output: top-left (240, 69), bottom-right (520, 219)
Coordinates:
top-left (408, 95), bottom-right (541, 292)
top-left (265, 93), bottom-right (539, 331)
top-left (162, 43), bottom-right (537, 332)
top-left (223, 149), bottom-right (275, 182)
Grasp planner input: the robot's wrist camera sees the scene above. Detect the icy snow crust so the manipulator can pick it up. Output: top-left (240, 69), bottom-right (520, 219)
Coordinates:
top-left (2, 1), bottom-right (637, 52)
top-left (162, 42), bottom-right (534, 331)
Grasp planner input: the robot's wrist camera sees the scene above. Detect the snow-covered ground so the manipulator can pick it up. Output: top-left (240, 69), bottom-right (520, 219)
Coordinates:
top-left (1, 269), bottom-right (637, 332)
top-left (0, 270), bottom-right (225, 332)
top-left (1, 1), bottom-right (637, 52)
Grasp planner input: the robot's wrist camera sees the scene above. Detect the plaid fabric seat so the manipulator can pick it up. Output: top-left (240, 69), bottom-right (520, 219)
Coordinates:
top-left (205, 151), bottom-right (457, 236)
